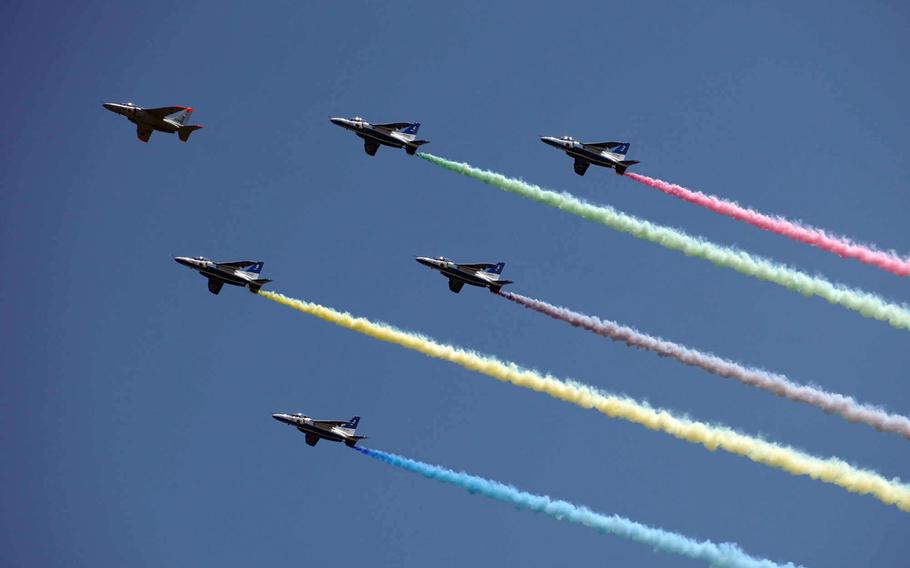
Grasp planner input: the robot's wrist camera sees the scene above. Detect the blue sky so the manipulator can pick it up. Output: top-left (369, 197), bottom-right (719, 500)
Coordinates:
top-left (2, 1), bottom-right (909, 566)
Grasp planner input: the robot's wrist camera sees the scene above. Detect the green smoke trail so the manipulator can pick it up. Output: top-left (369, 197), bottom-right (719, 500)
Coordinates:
top-left (419, 153), bottom-right (910, 331)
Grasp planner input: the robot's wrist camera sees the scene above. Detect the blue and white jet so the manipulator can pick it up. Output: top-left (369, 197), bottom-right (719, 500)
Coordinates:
top-left (272, 413), bottom-right (367, 448)
top-left (330, 116), bottom-right (429, 156)
top-left (174, 257), bottom-right (271, 295)
top-left (416, 256), bottom-right (513, 294)
top-left (540, 136), bottom-right (639, 176)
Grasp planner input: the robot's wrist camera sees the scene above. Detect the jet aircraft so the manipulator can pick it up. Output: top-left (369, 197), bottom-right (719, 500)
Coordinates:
top-left (103, 102), bottom-right (203, 143)
top-left (540, 136), bottom-right (639, 176)
top-left (272, 413), bottom-right (367, 448)
top-left (416, 256), bottom-right (513, 294)
top-left (174, 256), bottom-right (271, 295)
top-left (330, 116), bottom-right (429, 156)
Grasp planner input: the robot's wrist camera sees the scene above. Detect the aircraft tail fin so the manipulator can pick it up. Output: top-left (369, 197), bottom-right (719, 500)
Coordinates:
top-left (339, 416), bottom-right (361, 436)
top-left (609, 142), bottom-right (631, 159)
top-left (245, 262), bottom-right (264, 274)
top-left (398, 123), bottom-right (420, 136)
top-left (405, 140), bottom-right (429, 155)
top-left (483, 262), bottom-right (506, 276)
top-left (170, 108), bottom-right (194, 125)
top-left (178, 124), bottom-right (203, 142)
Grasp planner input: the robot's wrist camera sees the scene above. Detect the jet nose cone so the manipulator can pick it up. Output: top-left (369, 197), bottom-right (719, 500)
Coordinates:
top-left (540, 136), bottom-right (560, 147)
top-left (174, 256), bottom-right (194, 268)
top-left (329, 117), bottom-right (346, 126)
top-left (272, 413), bottom-right (283, 421)
top-left (415, 256), bottom-right (434, 268)
top-left (103, 103), bottom-right (116, 111)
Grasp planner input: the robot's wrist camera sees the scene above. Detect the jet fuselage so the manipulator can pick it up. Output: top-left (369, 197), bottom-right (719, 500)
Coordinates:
top-left (331, 117), bottom-right (408, 149)
top-left (174, 256), bottom-right (270, 294)
top-left (416, 256), bottom-right (512, 294)
top-left (272, 413), bottom-right (365, 447)
top-left (330, 116), bottom-right (428, 155)
top-left (540, 136), bottom-right (637, 175)
top-left (104, 103), bottom-right (182, 133)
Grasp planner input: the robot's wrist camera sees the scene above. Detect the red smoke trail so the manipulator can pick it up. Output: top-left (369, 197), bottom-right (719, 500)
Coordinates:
top-left (624, 172), bottom-right (910, 277)
top-left (497, 290), bottom-right (910, 440)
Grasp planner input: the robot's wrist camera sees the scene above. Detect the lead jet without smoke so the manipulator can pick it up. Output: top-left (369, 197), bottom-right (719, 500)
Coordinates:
top-left (174, 257), bottom-right (271, 295)
top-left (416, 256), bottom-right (513, 294)
top-left (540, 136), bottom-right (639, 176)
top-left (272, 413), bottom-right (367, 448)
top-left (330, 116), bottom-right (429, 156)
top-left (103, 102), bottom-right (203, 143)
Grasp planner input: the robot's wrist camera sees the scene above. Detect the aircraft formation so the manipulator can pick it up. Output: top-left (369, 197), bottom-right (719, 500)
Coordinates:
top-left (107, 103), bottom-right (910, 567)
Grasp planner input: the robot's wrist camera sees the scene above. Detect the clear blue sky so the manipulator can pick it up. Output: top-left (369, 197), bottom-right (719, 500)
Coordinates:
top-left (2, 2), bottom-right (909, 566)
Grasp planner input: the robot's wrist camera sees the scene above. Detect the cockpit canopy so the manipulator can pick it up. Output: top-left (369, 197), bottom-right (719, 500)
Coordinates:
top-left (351, 116), bottom-right (364, 122)
top-left (436, 256), bottom-right (452, 262)
top-left (560, 135), bottom-right (576, 141)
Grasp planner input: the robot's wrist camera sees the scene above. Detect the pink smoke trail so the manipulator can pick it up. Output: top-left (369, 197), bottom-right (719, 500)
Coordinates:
top-left (624, 172), bottom-right (910, 277)
top-left (497, 290), bottom-right (910, 440)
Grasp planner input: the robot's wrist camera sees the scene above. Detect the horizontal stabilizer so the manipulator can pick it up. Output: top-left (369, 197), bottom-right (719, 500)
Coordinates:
top-left (249, 278), bottom-right (272, 293)
top-left (405, 140), bottom-right (429, 155)
top-left (614, 160), bottom-right (639, 175)
top-left (178, 125), bottom-right (203, 142)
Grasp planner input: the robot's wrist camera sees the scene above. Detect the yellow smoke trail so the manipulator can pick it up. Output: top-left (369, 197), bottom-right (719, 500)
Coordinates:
top-left (259, 290), bottom-right (910, 513)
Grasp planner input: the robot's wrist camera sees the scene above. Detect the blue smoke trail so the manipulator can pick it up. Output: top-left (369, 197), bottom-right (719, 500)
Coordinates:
top-left (355, 447), bottom-right (802, 568)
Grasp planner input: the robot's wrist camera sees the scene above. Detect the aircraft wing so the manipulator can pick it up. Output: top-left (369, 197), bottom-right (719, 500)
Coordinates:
top-left (373, 122), bottom-right (412, 130)
top-left (216, 260), bottom-right (258, 269)
top-left (312, 420), bottom-right (348, 427)
top-left (584, 141), bottom-right (622, 151)
top-left (363, 140), bottom-right (380, 156)
top-left (207, 279), bottom-right (224, 295)
top-left (456, 263), bottom-right (497, 271)
top-left (136, 124), bottom-right (153, 143)
top-left (573, 158), bottom-right (590, 176)
top-left (144, 106), bottom-right (189, 118)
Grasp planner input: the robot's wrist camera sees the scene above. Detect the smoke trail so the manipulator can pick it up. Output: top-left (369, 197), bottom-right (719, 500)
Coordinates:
top-left (356, 447), bottom-right (801, 568)
top-left (497, 290), bottom-right (910, 440)
top-left (417, 153), bottom-right (910, 331)
top-left (625, 172), bottom-right (910, 277)
top-left (258, 290), bottom-right (910, 512)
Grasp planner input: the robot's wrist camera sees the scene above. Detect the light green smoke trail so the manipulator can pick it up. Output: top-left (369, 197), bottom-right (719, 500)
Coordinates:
top-left (419, 153), bottom-right (910, 331)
